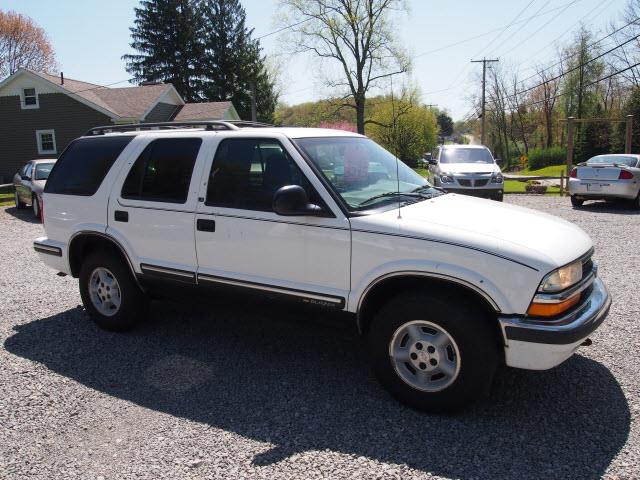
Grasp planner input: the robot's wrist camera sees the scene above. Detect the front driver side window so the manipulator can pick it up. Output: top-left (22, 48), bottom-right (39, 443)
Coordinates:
top-left (206, 138), bottom-right (325, 212)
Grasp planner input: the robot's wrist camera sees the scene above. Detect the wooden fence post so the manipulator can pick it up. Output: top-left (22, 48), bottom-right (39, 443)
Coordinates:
top-left (566, 117), bottom-right (575, 175)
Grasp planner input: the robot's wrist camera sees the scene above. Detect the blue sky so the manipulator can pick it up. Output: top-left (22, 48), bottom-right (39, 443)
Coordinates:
top-left (1, 0), bottom-right (629, 119)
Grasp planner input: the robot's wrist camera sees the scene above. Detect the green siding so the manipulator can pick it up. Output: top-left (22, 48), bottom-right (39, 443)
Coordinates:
top-left (0, 93), bottom-right (112, 182)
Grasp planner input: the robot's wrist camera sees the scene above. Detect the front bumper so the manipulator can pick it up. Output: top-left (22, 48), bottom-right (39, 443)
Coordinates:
top-left (568, 177), bottom-right (639, 200)
top-left (498, 277), bottom-right (610, 370)
top-left (441, 187), bottom-right (503, 198)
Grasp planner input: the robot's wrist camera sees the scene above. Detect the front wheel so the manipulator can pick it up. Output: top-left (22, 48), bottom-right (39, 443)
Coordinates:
top-left (32, 195), bottom-right (40, 219)
top-left (571, 195), bottom-right (584, 208)
top-left (367, 288), bottom-right (498, 412)
top-left (632, 192), bottom-right (640, 210)
top-left (79, 251), bottom-right (147, 331)
top-left (14, 190), bottom-right (25, 209)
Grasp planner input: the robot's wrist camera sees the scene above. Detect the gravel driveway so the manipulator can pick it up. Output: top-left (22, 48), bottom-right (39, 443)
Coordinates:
top-left (1, 196), bottom-right (638, 479)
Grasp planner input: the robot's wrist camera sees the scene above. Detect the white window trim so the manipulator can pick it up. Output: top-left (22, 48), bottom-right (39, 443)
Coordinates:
top-left (36, 129), bottom-right (57, 155)
top-left (21, 87), bottom-right (39, 109)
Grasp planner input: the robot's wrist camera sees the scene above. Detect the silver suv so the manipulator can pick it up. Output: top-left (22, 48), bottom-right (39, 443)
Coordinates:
top-left (428, 145), bottom-right (504, 201)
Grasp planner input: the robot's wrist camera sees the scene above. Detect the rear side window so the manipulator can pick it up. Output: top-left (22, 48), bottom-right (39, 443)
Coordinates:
top-left (121, 138), bottom-right (202, 204)
top-left (45, 136), bottom-right (133, 196)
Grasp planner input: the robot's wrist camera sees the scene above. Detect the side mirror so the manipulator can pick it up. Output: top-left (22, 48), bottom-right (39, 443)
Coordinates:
top-left (428, 158), bottom-right (437, 166)
top-left (21, 175), bottom-right (30, 181)
top-left (273, 185), bottom-right (325, 217)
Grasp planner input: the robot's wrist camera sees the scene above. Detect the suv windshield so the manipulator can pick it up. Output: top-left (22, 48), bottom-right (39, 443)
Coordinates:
top-left (440, 147), bottom-right (494, 164)
top-left (294, 137), bottom-right (440, 210)
top-left (34, 162), bottom-right (55, 181)
top-left (587, 155), bottom-right (639, 167)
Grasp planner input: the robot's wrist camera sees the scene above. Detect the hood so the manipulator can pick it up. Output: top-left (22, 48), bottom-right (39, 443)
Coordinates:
top-left (363, 194), bottom-right (592, 271)
top-left (439, 163), bottom-right (499, 174)
top-left (31, 180), bottom-right (46, 194)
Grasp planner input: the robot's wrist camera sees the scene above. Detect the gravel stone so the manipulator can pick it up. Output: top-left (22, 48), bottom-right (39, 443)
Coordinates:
top-left (0, 196), bottom-right (638, 479)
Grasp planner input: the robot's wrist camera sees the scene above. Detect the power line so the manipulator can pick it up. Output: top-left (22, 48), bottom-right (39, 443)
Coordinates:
top-left (494, 61), bottom-right (640, 111)
top-left (516, 15), bottom-right (640, 86)
top-left (255, 18), bottom-right (312, 40)
top-left (513, 0), bottom-right (619, 76)
top-left (497, 0), bottom-right (582, 57)
top-left (497, 33), bottom-right (640, 104)
top-left (414, 0), bottom-right (589, 60)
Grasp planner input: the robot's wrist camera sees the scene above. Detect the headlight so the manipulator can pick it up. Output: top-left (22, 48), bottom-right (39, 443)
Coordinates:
top-left (440, 174), bottom-right (454, 183)
top-left (491, 173), bottom-right (504, 184)
top-left (539, 260), bottom-right (583, 292)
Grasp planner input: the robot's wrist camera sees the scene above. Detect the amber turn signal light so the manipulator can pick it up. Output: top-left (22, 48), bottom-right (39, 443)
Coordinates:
top-left (527, 293), bottom-right (580, 318)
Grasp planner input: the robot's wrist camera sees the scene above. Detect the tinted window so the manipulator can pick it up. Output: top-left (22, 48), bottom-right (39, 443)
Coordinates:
top-left (122, 138), bottom-right (202, 204)
top-left (587, 155), bottom-right (639, 167)
top-left (206, 138), bottom-right (323, 211)
top-left (25, 164), bottom-right (33, 179)
top-left (440, 147), bottom-right (494, 164)
top-left (45, 136), bottom-right (133, 196)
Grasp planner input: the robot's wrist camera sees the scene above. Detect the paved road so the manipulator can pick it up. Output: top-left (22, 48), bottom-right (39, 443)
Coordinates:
top-left (0, 197), bottom-right (638, 479)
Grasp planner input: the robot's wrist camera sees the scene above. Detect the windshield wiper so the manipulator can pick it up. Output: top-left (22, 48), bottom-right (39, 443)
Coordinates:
top-left (357, 191), bottom-right (437, 207)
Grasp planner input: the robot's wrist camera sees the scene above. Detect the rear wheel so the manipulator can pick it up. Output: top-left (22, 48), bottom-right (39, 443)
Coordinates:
top-left (571, 195), bottom-right (584, 208)
top-left (366, 288), bottom-right (498, 412)
top-left (14, 191), bottom-right (25, 209)
top-left (32, 195), bottom-right (40, 219)
top-left (79, 251), bottom-right (146, 331)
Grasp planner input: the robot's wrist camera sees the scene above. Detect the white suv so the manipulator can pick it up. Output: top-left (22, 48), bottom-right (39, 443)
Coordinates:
top-left (429, 144), bottom-right (504, 201)
top-left (34, 121), bottom-right (610, 412)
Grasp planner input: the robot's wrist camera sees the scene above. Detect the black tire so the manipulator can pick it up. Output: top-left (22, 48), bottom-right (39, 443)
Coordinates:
top-left (571, 195), bottom-right (584, 208)
top-left (492, 192), bottom-right (504, 202)
top-left (32, 194), bottom-right (40, 219)
top-left (367, 288), bottom-right (499, 412)
top-left (79, 250), bottom-right (147, 332)
top-left (14, 190), bottom-right (26, 209)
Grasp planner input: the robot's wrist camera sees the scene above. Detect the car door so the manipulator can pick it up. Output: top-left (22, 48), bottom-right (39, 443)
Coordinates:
top-left (107, 134), bottom-right (211, 282)
top-left (18, 163), bottom-right (33, 203)
top-left (194, 135), bottom-right (351, 308)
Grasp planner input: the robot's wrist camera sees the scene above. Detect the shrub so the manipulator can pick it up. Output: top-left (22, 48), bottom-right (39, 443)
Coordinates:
top-left (525, 180), bottom-right (547, 194)
top-left (527, 146), bottom-right (566, 170)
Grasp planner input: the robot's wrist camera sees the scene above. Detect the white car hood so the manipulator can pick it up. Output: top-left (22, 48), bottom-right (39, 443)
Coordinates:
top-left (358, 194), bottom-right (592, 271)
top-left (439, 163), bottom-right (499, 174)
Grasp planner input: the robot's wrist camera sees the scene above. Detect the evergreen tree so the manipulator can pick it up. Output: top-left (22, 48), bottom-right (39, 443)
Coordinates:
top-left (199, 0), bottom-right (277, 122)
top-left (436, 112), bottom-right (454, 137)
top-left (123, 0), bottom-right (202, 102)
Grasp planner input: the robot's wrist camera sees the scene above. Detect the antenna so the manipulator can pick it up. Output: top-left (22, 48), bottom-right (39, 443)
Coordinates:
top-left (391, 75), bottom-right (401, 220)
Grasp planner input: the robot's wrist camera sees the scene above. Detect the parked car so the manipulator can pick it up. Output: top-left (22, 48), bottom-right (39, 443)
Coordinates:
top-left (428, 144), bottom-right (504, 201)
top-left (13, 158), bottom-right (57, 218)
top-left (34, 122), bottom-right (610, 412)
top-left (568, 154), bottom-right (640, 209)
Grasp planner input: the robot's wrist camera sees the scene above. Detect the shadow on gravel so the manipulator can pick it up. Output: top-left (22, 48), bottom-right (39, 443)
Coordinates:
top-left (574, 200), bottom-right (640, 215)
top-left (5, 298), bottom-right (630, 479)
top-left (3, 205), bottom-right (41, 224)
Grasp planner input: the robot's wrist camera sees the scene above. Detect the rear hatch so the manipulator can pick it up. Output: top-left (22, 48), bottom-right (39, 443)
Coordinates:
top-left (576, 164), bottom-right (623, 181)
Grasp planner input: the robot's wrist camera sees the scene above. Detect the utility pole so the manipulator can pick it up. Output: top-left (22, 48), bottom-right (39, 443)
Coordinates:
top-left (471, 58), bottom-right (499, 145)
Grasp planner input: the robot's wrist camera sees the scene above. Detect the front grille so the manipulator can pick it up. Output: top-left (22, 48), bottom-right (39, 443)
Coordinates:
top-left (582, 256), bottom-right (594, 280)
top-left (458, 179), bottom-right (472, 187)
top-left (475, 179), bottom-right (489, 187)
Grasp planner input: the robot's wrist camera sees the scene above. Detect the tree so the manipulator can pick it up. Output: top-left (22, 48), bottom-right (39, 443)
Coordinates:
top-left (0, 10), bottom-right (56, 77)
top-left (199, 0), bottom-right (278, 122)
top-left (367, 96), bottom-right (438, 166)
top-left (279, 0), bottom-right (409, 134)
top-left (123, 0), bottom-right (202, 102)
top-left (436, 112), bottom-right (453, 137)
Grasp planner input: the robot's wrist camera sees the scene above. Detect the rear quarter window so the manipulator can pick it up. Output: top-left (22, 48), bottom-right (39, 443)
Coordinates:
top-left (44, 136), bottom-right (134, 196)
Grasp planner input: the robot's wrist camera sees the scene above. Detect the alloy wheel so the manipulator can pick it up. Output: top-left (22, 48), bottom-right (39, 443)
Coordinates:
top-left (389, 320), bottom-right (461, 392)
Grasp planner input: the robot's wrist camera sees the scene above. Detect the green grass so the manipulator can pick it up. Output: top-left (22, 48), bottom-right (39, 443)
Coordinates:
top-left (522, 165), bottom-right (569, 177)
top-left (414, 168), bottom-right (429, 178)
top-left (0, 192), bottom-right (13, 207)
top-left (504, 180), bottom-right (561, 195)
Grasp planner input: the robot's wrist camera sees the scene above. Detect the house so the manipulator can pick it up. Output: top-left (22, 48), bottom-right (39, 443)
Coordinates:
top-left (0, 68), bottom-right (240, 182)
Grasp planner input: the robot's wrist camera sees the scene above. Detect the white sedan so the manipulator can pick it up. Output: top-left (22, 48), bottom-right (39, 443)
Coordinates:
top-left (568, 154), bottom-right (640, 209)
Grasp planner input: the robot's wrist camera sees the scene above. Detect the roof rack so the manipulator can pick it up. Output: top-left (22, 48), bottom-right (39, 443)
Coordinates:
top-left (84, 120), bottom-right (275, 136)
